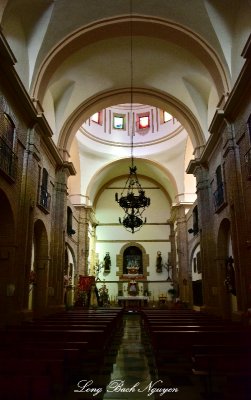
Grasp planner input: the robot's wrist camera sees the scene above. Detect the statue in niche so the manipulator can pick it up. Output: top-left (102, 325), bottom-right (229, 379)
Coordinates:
top-left (89, 284), bottom-right (99, 308)
top-left (156, 251), bottom-right (163, 273)
top-left (126, 258), bottom-right (140, 275)
top-left (104, 252), bottom-right (111, 273)
top-left (128, 280), bottom-right (138, 296)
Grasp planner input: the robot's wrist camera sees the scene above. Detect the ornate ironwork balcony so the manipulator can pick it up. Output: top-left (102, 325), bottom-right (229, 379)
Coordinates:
top-left (213, 182), bottom-right (225, 211)
top-left (0, 136), bottom-right (17, 180)
top-left (38, 185), bottom-right (51, 213)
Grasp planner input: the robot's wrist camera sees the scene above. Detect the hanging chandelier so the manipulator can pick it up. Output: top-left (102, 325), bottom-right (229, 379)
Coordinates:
top-left (115, 1), bottom-right (150, 233)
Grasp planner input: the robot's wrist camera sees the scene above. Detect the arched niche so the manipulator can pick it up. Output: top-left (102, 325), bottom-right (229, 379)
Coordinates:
top-left (116, 241), bottom-right (149, 278)
top-left (123, 246), bottom-right (143, 275)
top-left (64, 243), bottom-right (76, 285)
top-left (216, 218), bottom-right (237, 317)
top-left (190, 243), bottom-right (203, 307)
top-left (32, 219), bottom-right (49, 314)
top-left (0, 189), bottom-right (16, 316)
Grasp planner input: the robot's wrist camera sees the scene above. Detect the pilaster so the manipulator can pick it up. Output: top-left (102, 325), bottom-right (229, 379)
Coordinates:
top-left (222, 120), bottom-right (249, 310)
top-left (49, 165), bottom-right (69, 307)
top-left (193, 164), bottom-right (219, 313)
top-left (172, 204), bottom-right (191, 304)
top-left (76, 206), bottom-right (97, 276)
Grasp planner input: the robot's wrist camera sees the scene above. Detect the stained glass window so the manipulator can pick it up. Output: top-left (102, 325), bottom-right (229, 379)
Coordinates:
top-left (163, 111), bottom-right (172, 123)
top-left (113, 115), bottom-right (124, 129)
top-left (139, 115), bottom-right (149, 129)
top-left (91, 112), bottom-right (100, 124)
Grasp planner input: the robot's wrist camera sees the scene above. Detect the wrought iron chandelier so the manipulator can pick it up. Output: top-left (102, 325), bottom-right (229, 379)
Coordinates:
top-left (115, 1), bottom-right (150, 233)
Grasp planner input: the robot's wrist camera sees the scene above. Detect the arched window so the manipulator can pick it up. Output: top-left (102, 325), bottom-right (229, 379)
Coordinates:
top-left (213, 165), bottom-right (225, 210)
top-left (0, 113), bottom-right (15, 148)
top-left (67, 206), bottom-right (75, 235)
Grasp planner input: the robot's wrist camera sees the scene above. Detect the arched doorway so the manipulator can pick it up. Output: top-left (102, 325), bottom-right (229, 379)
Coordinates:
top-left (31, 220), bottom-right (49, 315)
top-left (0, 190), bottom-right (15, 318)
top-left (64, 243), bottom-right (76, 308)
top-left (217, 219), bottom-right (237, 318)
top-left (191, 244), bottom-right (203, 307)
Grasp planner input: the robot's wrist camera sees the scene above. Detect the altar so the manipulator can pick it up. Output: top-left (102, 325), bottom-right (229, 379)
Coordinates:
top-left (117, 295), bottom-right (148, 308)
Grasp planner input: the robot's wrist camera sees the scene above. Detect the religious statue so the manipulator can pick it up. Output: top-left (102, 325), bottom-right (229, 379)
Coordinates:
top-left (128, 280), bottom-right (138, 296)
top-left (89, 284), bottom-right (99, 308)
top-left (156, 251), bottom-right (162, 272)
top-left (104, 252), bottom-right (111, 273)
top-left (126, 260), bottom-right (140, 275)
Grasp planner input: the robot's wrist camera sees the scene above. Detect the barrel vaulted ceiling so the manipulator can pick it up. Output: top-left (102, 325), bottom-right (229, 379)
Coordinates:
top-left (1, 0), bottom-right (250, 206)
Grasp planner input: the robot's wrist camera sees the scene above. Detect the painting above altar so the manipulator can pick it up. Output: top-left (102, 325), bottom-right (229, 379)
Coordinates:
top-left (127, 264), bottom-right (140, 275)
top-left (122, 263), bottom-right (144, 279)
top-left (121, 246), bottom-right (144, 279)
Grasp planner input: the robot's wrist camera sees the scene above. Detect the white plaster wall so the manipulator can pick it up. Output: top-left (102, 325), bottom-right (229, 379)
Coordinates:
top-left (94, 174), bottom-right (173, 299)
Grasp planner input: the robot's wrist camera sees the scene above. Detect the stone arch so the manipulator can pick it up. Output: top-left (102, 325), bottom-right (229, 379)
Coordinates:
top-left (31, 15), bottom-right (229, 103)
top-left (91, 158), bottom-right (175, 209)
top-left (31, 16), bottom-right (230, 153)
top-left (116, 241), bottom-right (149, 278)
top-left (32, 219), bottom-right (49, 315)
top-left (59, 87), bottom-right (204, 157)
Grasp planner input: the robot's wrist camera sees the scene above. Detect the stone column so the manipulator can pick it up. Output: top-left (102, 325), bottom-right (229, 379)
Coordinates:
top-left (194, 164), bottom-right (219, 314)
top-left (76, 206), bottom-right (96, 276)
top-left (16, 126), bottom-right (40, 319)
top-left (222, 121), bottom-right (249, 311)
top-left (168, 221), bottom-right (177, 282)
top-left (49, 163), bottom-right (73, 309)
top-left (172, 204), bottom-right (191, 305)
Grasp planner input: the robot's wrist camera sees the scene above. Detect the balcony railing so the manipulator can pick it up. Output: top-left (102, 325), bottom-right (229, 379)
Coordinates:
top-left (0, 136), bottom-right (18, 180)
top-left (38, 185), bottom-right (51, 213)
top-left (213, 182), bottom-right (225, 211)
top-left (244, 148), bottom-right (251, 180)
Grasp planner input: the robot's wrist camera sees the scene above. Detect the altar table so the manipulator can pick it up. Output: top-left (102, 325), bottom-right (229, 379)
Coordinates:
top-left (117, 296), bottom-right (148, 308)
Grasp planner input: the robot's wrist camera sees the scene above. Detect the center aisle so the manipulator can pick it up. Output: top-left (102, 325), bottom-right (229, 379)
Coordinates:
top-left (69, 310), bottom-right (206, 400)
top-left (103, 312), bottom-right (205, 400)
top-left (103, 313), bottom-right (157, 399)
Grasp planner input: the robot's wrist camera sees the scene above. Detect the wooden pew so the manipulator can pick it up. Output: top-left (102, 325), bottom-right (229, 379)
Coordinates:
top-left (0, 375), bottom-right (51, 400)
top-left (0, 308), bottom-right (123, 399)
top-left (151, 329), bottom-right (250, 349)
top-left (192, 352), bottom-right (251, 399)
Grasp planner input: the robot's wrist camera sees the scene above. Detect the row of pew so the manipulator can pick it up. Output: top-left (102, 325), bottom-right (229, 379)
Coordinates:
top-left (141, 309), bottom-right (251, 399)
top-left (0, 307), bottom-right (124, 399)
